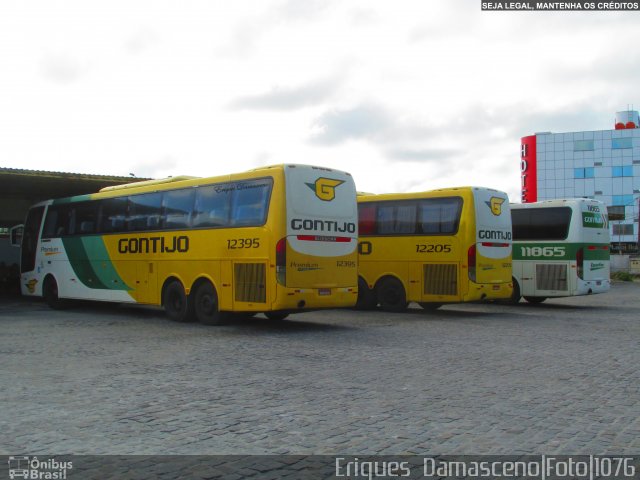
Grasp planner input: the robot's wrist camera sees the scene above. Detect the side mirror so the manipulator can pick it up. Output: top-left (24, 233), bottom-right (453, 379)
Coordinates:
top-left (10, 224), bottom-right (23, 247)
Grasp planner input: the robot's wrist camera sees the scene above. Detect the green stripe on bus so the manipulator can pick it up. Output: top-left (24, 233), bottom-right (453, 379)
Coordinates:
top-left (512, 242), bottom-right (610, 261)
top-left (52, 194), bottom-right (93, 205)
top-left (61, 236), bottom-right (131, 290)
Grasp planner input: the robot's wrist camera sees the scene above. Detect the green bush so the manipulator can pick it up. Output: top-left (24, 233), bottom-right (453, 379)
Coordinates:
top-left (611, 271), bottom-right (634, 282)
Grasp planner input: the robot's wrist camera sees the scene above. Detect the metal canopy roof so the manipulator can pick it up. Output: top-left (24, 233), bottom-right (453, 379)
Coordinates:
top-left (0, 168), bottom-right (151, 227)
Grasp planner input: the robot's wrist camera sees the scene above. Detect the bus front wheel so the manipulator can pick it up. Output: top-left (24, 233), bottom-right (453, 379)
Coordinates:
top-left (509, 278), bottom-right (521, 304)
top-left (193, 282), bottom-right (226, 325)
top-left (524, 296), bottom-right (547, 304)
top-left (163, 281), bottom-right (194, 323)
top-left (376, 277), bottom-right (408, 312)
top-left (43, 276), bottom-right (65, 310)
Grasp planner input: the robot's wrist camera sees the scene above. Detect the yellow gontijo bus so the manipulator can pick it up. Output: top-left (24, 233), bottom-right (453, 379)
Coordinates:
top-left (356, 187), bottom-right (513, 312)
top-left (16, 164), bottom-right (358, 324)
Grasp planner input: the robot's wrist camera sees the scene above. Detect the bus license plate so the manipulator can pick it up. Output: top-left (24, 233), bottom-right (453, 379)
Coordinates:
top-left (318, 288), bottom-right (331, 296)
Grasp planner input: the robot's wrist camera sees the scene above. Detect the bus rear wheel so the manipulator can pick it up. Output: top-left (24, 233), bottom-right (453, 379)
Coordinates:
top-left (43, 276), bottom-right (66, 310)
top-left (419, 302), bottom-right (442, 311)
top-left (355, 277), bottom-right (377, 310)
top-left (376, 277), bottom-right (408, 312)
top-left (524, 296), bottom-right (546, 304)
top-left (265, 311), bottom-right (289, 321)
top-left (193, 282), bottom-right (226, 325)
top-left (163, 280), bottom-right (194, 323)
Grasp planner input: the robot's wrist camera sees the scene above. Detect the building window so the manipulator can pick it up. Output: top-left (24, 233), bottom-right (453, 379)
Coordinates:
top-left (612, 223), bottom-right (634, 236)
top-left (612, 194), bottom-right (634, 206)
top-left (612, 166), bottom-right (633, 177)
top-left (612, 138), bottom-right (633, 149)
top-left (607, 206), bottom-right (625, 221)
top-left (574, 140), bottom-right (594, 151)
top-left (574, 167), bottom-right (594, 179)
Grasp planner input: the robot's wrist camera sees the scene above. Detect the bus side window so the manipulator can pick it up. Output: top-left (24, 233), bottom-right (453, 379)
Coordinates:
top-left (377, 203), bottom-right (416, 235)
top-left (42, 205), bottom-right (73, 237)
top-left (230, 180), bottom-right (271, 226)
top-left (512, 207), bottom-right (570, 241)
top-left (99, 198), bottom-right (127, 233)
top-left (394, 204), bottom-right (416, 234)
top-left (358, 204), bottom-right (377, 235)
top-left (193, 185), bottom-right (231, 228)
top-left (439, 200), bottom-right (461, 233)
top-left (419, 198), bottom-right (461, 234)
top-left (128, 193), bottom-right (162, 232)
top-left (42, 208), bottom-right (60, 238)
top-left (162, 189), bottom-right (195, 230)
top-left (74, 202), bottom-right (98, 235)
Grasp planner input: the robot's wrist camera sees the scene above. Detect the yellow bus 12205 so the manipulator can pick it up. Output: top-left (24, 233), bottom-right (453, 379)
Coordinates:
top-left (356, 186), bottom-right (513, 312)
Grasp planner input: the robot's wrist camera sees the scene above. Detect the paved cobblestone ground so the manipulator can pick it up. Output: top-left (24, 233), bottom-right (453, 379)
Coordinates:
top-left (1, 283), bottom-right (639, 455)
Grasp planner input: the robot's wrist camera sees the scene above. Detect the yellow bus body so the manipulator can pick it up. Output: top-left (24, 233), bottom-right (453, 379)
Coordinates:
top-left (357, 186), bottom-right (513, 311)
top-left (19, 164), bottom-right (359, 323)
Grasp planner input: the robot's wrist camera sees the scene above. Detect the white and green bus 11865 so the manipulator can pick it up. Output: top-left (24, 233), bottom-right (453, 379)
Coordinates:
top-left (510, 198), bottom-right (610, 304)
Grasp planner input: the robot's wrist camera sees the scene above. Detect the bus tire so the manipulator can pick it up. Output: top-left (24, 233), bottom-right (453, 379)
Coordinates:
top-left (265, 311), bottom-right (289, 321)
top-left (509, 278), bottom-right (521, 304)
top-left (163, 280), bottom-right (194, 323)
top-left (376, 277), bottom-right (408, 312)
top-left (355, 277), bottom-right (377, 310)
top-left (43, 276), bottom-right (66, 310)
top-left (193, 281), bottom-right (226, 325)
top-left (524, 296), bottom-right (546, 304)
top-left (419, 302), bottom-right (442, 311)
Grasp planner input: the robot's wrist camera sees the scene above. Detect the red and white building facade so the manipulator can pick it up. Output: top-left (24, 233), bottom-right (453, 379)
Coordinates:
top-left (521, 110), bottom-right (640, 252)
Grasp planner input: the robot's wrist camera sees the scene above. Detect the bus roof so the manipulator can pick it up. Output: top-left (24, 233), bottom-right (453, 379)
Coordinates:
top-left (99, 176), bottom-right (199, 192)
top-left (28, 164), bottom-right (352, 205)
top-left (357, 186), bottom-right (507, 201)
top-left (511, 198), bottom-right (605, 209)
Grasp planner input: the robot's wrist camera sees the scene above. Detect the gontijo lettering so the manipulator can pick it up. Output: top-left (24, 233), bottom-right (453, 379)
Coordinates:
top-left (118, 235), bottom-right (189, 254)
top-left (478, 229), bottom-right (512, 240)
top-left (291, 218), bottom-right (356, 233)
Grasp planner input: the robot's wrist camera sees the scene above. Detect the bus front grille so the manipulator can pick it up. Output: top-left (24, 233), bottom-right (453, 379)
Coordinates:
top-left (234, 263), bottom-right (267, 303)
top-left (536, 264), bottom-right (568, 291)
top-left (423, 264), bottom-right (458, 296)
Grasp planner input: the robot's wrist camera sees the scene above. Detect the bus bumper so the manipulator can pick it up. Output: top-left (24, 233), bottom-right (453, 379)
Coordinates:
top-left (575, 279), bottom-right (610, 295)
top-left (464, 281), bottom-right (513, 302)
top-left (272, 285), bottom-right (358, 311)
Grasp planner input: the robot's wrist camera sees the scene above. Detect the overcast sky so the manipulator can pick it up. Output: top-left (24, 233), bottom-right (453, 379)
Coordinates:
top-left (1, 1), bottom-right (638, 201)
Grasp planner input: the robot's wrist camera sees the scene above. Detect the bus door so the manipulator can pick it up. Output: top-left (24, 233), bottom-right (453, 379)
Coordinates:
top-left (135, 261), bottom-right (157, 304)
top-left (20, 206), bottom-right (45, 275)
